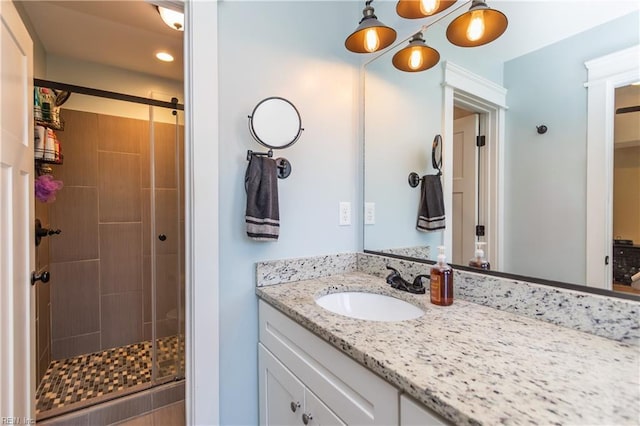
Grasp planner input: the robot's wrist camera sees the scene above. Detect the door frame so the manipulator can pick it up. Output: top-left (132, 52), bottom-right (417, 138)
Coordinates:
top-left (585, 44), bottom-right (640, 289)
top-left (184, 1), bottom-right (220, 424)
top-left (442, 61), bottom-right (507, 270)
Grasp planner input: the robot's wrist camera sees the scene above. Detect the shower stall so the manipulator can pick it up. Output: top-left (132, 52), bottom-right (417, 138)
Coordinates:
top-left (33, 82), bottom-right (185, 420)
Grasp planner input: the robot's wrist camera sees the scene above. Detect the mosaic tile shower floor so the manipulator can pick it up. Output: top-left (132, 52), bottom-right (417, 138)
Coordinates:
top-left (36, 335), bottom-right (185, 414)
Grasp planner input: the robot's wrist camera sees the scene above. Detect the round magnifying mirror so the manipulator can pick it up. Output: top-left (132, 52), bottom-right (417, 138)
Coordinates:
top-left (249, 97), bottom-right (303, 150)
top-left (432, 134), bottom-right (442, 171)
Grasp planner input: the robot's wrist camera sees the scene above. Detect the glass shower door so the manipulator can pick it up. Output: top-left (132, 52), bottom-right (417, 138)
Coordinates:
top-left (148, 102), bottom-right (185, 383)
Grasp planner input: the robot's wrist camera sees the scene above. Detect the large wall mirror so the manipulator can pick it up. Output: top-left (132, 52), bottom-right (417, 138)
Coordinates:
top-left (363, 1), bottom-right (640, 297)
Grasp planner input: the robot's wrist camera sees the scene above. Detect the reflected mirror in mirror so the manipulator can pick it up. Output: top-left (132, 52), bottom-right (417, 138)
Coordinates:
top-left (249, 97), bottom-right (303, 149)
top-left (363, 1), bottom-right (640, 297)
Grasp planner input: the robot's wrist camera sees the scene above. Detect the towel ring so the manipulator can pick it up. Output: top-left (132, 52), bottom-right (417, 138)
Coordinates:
top-left (246, 149), bottom-right (291, 179)
top-left (408, 134), bottom-right (443, 188)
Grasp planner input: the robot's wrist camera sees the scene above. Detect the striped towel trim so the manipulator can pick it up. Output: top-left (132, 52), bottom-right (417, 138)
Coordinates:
top-left (246, 216), bottom-right (280, 240)
top-left (417, 215), bottom-right (445, 232)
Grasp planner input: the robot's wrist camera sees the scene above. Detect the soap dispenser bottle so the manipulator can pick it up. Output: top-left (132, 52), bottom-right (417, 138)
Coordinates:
top-left (468, 242), bottom-right (490, 270)
top-left (430, 246), bottom-right (453, 306)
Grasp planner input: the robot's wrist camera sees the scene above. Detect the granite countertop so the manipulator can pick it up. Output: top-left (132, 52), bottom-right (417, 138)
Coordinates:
top-left (256, 272), bottom-right (640, 425)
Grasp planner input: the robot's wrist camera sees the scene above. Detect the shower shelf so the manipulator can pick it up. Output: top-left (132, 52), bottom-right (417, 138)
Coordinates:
top-left (34, 149), bottom-right (64, 165)
top-left (34, 106), bottom-right (65, 175)
top-left (35, 107), bottom-right (65, 131)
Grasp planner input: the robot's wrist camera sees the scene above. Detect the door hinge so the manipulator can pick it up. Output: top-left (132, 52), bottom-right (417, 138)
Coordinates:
top-left (475, 225), bottom-right (485, 237)
top-left (476, 135), bottom-right (486, 147)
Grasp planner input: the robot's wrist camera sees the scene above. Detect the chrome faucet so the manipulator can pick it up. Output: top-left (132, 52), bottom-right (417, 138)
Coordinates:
top-left (385, 266), bottom-right (427, 294)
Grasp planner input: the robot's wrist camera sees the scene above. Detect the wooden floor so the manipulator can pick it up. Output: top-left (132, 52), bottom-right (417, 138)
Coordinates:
top-left (115, 401), bottom-right (184, 426)
top-left (613, 283), bottom-right (640, 295)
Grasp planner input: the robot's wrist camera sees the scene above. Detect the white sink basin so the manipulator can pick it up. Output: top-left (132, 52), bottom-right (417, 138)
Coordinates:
top-left (315, 292), bottom-right (424, 322)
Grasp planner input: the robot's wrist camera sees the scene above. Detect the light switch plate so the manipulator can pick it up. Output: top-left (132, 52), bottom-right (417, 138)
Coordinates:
top-left (364, 202), bottom-right (375, 225)
top-left (339, 202), bottom-right (351, 226)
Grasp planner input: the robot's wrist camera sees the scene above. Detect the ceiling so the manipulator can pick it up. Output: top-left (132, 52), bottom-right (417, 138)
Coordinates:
top-left (17, 1), bottom-right (639, 85)
top-left (19, 0), bottom-right (184, 81)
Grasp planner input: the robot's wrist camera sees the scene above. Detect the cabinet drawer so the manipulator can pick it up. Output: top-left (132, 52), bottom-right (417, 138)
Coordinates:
top-left (259, 300), bottom-right (398, 425)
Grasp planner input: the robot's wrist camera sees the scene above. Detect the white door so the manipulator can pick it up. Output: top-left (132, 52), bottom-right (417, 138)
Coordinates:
top-left (0, 0), bottom-right (35, 421)
top-left (452, 114), bottom-right (478, 265)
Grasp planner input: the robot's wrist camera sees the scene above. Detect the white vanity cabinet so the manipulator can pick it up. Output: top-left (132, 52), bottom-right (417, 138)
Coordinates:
top-left (259, 345), bottom-right (345, 425)
top-left (258, 300), bottom-right (398, 425)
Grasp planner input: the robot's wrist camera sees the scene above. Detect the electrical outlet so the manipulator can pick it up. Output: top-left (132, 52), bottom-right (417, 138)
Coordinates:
top-left (339, 202), bottom-right (351, 226)
top-left (364, 202), bottom-right (375, 225)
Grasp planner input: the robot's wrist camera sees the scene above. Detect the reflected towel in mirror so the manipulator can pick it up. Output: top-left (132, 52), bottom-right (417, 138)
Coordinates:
top-left (416, 174), bottom-right (445, 232)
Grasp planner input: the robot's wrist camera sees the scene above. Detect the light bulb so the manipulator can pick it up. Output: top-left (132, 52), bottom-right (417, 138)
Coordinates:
top-left (364, 28), bottom-right (380, 53)
top-left (466, 10), bottom-right (485, 42)
top-left (409, 48), bottom-right (423, 70)
top-left (419, 0), bottom-right (440, 15)
top-left (155, 52), bottom-right (174, 62)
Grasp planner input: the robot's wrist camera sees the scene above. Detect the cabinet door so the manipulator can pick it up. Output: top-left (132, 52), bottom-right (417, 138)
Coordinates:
top-left (304, 389), bottom-right (346, 426)
top-left (259, 301), bottom-right (399, 425)
top-left (400, 394), bottom-right (448, 426)
top-left (259, 344), bottom-right (305, 426)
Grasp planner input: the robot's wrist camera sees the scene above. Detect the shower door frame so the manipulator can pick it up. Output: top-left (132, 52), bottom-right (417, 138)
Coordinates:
top-left (33, 78), bottom-right (186, 416)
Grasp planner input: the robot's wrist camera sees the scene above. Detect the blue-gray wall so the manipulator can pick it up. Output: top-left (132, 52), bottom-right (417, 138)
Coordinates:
top-left (503, 11), bottom-right (640, 284)
top-left (218, 2), bottom-right (360, 424)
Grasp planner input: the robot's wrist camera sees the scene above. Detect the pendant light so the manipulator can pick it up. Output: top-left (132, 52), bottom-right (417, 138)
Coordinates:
top-left (157, 6), bottom-right (184, 31)
top-left (396, 0), bottom-right (457, 19)
top-left (392, 33), bottom-right (440, 72)
top-left (446, 0), bottom-right (507, 47)
top-left (345, 0), bottom-right (397, 54)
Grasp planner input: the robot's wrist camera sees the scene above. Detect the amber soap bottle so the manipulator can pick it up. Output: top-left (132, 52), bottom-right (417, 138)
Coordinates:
top-left (430, 246), bottom-right (453, 306)
top-left (468, 242), bottom-right (490, 270)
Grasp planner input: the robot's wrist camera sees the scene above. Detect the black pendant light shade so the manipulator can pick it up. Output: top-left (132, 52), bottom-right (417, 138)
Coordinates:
top-left (392, 33), bottom-right (440, 72)
top-left (446, 0), bottom-right (507, 47)
top-left (345, 1), bottom-right (397, 53)
top-left (396, 0), bottom-right (457, 19)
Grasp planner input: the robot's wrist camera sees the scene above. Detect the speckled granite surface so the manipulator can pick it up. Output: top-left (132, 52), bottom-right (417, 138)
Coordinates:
top-left (358, 253), bottom-right (640, 345)
top-left (256, 272), bottom-right (640, 426)
top-left (256, 253), bottom-right (357, 286)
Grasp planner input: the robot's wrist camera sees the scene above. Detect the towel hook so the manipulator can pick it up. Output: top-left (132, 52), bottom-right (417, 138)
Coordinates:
top-left (408, 172), bottom-right (422, 188)
top-left (275, 158), bottom-right (291, 179)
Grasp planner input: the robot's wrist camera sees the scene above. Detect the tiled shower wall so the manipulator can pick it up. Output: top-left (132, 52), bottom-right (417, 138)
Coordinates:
top-left (47, 109), bottom-right (183, 360)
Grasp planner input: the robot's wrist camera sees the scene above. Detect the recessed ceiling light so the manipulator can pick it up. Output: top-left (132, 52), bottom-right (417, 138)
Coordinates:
top-left (157, 6), bottom-right (184, 31)
top-left (156, 51), bottom-right (174, 62)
